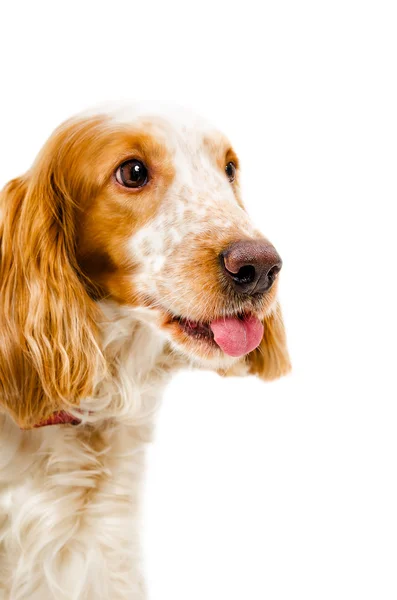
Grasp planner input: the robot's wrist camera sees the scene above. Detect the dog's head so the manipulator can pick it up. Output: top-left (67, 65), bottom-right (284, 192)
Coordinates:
top-left (0, 106), bottom-right (290, 427)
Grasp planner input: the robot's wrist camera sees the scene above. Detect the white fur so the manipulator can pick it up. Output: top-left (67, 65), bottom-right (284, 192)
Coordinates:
top-left (0, 305), bottom-right (170, 599)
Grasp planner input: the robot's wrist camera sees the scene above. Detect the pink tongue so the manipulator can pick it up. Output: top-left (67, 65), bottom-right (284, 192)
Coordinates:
top-left (210, 316), bottom-right (264, 357)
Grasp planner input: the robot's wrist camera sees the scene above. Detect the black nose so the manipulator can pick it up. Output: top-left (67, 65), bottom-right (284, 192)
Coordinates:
top-left (220, 240), bottom-right (282, 295)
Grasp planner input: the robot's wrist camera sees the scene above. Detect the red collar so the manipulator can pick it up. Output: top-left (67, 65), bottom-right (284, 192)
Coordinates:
top-left (34, 411), bottom-right (81, 428)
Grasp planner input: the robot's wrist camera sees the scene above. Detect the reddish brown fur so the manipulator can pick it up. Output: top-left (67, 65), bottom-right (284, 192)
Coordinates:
top-left (246, 303), bottom-right (291, 380)
top-left (0, 155), bottom-right (103, 427)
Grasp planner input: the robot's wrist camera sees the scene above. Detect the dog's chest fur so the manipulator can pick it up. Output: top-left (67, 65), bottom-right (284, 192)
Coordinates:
top-left (0, 306), bottom-right (173, 600)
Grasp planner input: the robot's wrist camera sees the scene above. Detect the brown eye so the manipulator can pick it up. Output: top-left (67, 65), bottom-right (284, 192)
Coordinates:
top-left (115, 159), bottom-right (148, 188)
top-left (225, 161), bottom-right (236, 182)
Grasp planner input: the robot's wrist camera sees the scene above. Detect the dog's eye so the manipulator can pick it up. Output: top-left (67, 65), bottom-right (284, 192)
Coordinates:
top-left (115, 159), bottom-right (148, 188)
top-left (225, 161), bottom-right (236, 182)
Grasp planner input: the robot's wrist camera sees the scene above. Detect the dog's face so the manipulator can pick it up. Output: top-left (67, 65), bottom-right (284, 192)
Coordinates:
top-left (0, 106), bottom-right (290, 427)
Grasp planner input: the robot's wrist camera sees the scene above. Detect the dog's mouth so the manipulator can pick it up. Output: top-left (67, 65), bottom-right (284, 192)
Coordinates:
top-left (171, 313), bottom-right (264, 358)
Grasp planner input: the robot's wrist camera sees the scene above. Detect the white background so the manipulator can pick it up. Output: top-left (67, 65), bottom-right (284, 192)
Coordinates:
top-left (1, 2), bottom-right (396, 598)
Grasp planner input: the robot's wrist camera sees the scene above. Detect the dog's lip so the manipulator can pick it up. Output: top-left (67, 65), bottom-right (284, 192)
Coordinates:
top-left (173, 316), bottom-right (217, 346)
top-left (170, 312), bottom-right (244, 331)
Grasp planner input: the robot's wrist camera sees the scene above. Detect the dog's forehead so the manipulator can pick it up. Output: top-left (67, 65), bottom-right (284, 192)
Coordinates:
top-left (82, 102), bottom-right (228, 155)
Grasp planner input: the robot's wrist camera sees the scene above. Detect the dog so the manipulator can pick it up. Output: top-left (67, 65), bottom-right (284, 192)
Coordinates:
top-left (0, 104), bottom-right (290, 599)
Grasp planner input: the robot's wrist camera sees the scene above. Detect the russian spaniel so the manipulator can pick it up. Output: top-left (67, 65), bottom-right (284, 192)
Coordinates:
top-left (0, 105), bottom-right (290, 599)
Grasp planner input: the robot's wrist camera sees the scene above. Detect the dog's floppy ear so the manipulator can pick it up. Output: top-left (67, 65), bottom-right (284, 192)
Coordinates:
top-left (246, 302), bottom-right (291, 380)
top-left (0, 146), bottom-right (104, 428)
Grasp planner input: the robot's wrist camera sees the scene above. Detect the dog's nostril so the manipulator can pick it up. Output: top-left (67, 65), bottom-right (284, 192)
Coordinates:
top-left (267, 264), bottom-right (281, 283)
top-left (227, 264), bottom-right (256, 285)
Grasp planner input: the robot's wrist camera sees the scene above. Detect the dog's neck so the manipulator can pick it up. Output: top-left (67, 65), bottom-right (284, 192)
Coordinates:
top-left (99, 301), bottom-right (168, 378)
top-left (73, 301), bottom-right (181, 428)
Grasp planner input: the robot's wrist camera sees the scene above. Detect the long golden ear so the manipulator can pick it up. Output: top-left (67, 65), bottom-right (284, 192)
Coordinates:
top-left (246, 303), bottom-right (291, 380)
top-left (0, 162), bottom-right (104, 428)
